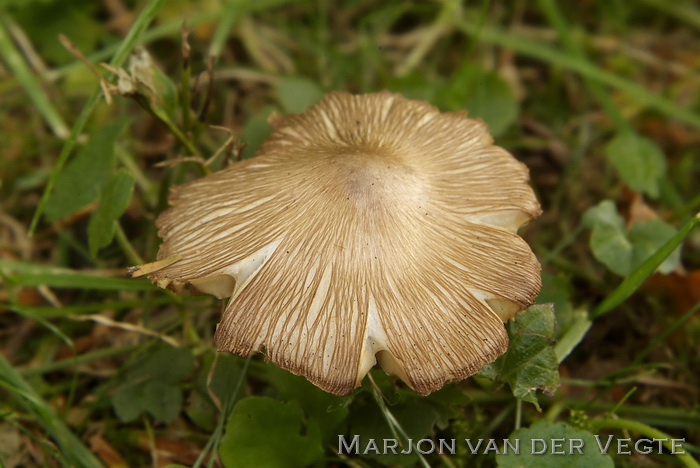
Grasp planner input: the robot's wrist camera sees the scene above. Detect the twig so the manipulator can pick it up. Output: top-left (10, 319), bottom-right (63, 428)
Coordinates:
top-left (58, 34), bottom-right (114, 105)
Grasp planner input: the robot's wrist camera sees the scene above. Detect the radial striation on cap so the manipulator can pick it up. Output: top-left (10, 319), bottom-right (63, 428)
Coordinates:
top-left (138, 91), bottom-right (542, 396)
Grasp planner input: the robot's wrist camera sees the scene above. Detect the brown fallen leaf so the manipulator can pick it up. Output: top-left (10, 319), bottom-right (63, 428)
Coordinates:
top-left (89, 434), bottom-right (128, 468)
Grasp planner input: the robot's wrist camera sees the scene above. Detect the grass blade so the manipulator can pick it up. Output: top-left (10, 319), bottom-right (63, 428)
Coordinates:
top-left (637, 0), bottom-right (700, 31)
top-left (457, 20), bottom-right (700, 129)
top-left (0, 16), bottom-right (69, 139)
top-left (208, 0), bottom-right (243, 61)
top-left (0, 259), bottom-right (157, 291)
top-left (0, 354), bottom-right (104, 468)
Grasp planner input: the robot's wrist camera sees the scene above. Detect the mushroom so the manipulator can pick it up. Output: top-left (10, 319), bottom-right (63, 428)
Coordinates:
top-left (132, 91), bottom-right (541, 396)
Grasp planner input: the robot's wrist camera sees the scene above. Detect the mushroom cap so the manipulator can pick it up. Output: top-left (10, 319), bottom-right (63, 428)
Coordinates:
top-left (144, 91), bottom-right (541, 396)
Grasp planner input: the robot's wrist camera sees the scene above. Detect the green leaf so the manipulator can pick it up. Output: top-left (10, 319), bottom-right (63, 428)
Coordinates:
top-left (187, 353), bottom-right (245, 431)
top-left (45, 119), bottom-right (130, 222)
top-left (441, 69), bottom-right (518, 136)
top-left (276, 76), bottom-right (323, 114)
top-left (346, 394), bottom-right (441, 466)
top-left (12, 1), bottom-right (104, 65)
top-left (537, 273), bottom-right (591, 363)
top-left (127, 346), bottom-right (194, 383)
top-left (206, 353), bottom-right (245, 405)
top-left (111, 346), bottom-right (194, 422)
top-left (592, 213), bottom-right (700, 318)
top-left (628, 219), bottom-right (681, 274)
top-left (605, 132), bottom-right (667, 198)
top-left (219, 397), bottom-right (323, 468)
top-left (496, 421), bottom-right (614, 467)
top-left (87, 171), bottom-right (135, 257)
top-left (242, 106), bottom-right (274, 158)
top-left (111, 383), bottom-right (147, 422)
top-left (538, 272), bottom-right (576, 340)
top-left (385, 72), bottom-right (441, 103)
top-left (583, 200), bottom-right (631, 276)
top-left (463, 72), bottom-right (519, 136)
top-left (142, 380), bottom-right (183, 422)
top-left (263, 364), bottom-right (349, 443)
top-left (479, 305), bottom-right (560, 409)
top-left (583, 200), bottom-right (681, 276)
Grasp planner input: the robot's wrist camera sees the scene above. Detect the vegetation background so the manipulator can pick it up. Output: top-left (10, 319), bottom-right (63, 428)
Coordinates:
top-left (1, 0), bottom-right (699, 467)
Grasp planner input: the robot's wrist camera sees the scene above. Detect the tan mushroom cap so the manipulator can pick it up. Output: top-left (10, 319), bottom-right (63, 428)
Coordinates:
top-left (141, 91), bottom-right (541, 396)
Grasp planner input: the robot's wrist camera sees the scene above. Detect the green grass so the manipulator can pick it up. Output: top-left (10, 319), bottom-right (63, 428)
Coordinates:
top-left (1, 1), bottom-right (699, 467)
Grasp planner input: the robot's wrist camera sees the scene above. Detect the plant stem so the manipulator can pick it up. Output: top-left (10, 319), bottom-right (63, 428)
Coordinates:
top-left (368, 375), bottom-right (432, 468)
top-left (595, 418), bottom-right (699, 468)
top-left (115, 221), bottom-right (145, 265)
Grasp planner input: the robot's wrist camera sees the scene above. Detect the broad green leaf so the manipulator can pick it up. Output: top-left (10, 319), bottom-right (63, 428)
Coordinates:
top-left (187, 353), bottom-right (245, 431)
top-left (12, 1), bottom-right (104, 64)
top-left (112, 379), bottom-right (182, 422)
top-left (125, 346), bottom-right (194, 382)
top-left (241, 105), bottom-right (275, 158)
top-left (441, 68), bottom-right (518, 136)
top-left (628, 219), bottom-right (681, 274)
top-left (142, 380), bottom-right (183, 422)
top-left (583, 200), bottom-right (681, 276)
top-left (538, 272), bottom-right (575, 340)
top-left (276, 76), bottom-right (323, 114)
top-left (346, 395), bottom-right (442, 466)
top-left (537, 274), bottom-right (591, 363)
top-left (583, 200), bottom-right (632, 276)
top-left (206, 353), bottom-right (245, 405)
top-left (185, 390), bottom-right (218, 431)
top-left (263, 364), bottom-right (349, 443)
top-left (605, 132), bottom-right (666, 198)
top-left (479, 305), bottom-right (560, 409)
top-left (45, 119), bottom-right (130, 222)
top-left (88, 171), bottom-right (135, 257)
top-left (463, 71), bottom-right (519, 136)
top-left (111, 346), bottom-right (194, 423)
top-left (424, 385), bottom-right (473, 429)
top-left (496, 421), bottom-right (614, 467)
top-left (385, 72), bottom-right (440, 103)
top-left (220, 397), bottom-right (323, 468)
top-left (112, 383), bottom-right (147, 422)
top-left (592, 213), bottom-right (700, 318)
